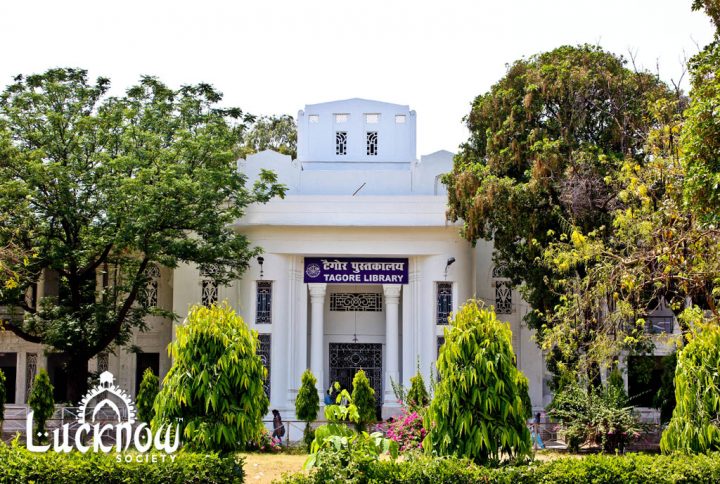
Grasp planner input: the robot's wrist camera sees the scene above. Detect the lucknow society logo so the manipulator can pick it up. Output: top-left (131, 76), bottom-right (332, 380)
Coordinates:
top-left (27, 371), bottom-right (180, 457)
top-left (305, 263), bottom-right (321, 278)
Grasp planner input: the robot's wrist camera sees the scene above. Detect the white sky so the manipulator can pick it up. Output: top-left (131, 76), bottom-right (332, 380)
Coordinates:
top-left (0, 0), bottom-right (715, 155)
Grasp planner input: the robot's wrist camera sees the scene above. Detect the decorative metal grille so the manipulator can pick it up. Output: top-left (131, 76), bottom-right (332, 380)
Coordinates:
top-left (336, 131), bottom-right (348, 155)
top-left (437, 336), bottom-right (445, 358)
top-left (200, 265), bottom-right (219, 307)
top-left (144, 265), bottom-right (160, 307)
top-left (330, 293), bottom-right (383, 312)
top-left (97, 352), bottom-right (109, 373)
top-left (329, 343), bottom-right (383, 411)
top-left (366, 131), bottom-right (378, 156)
top-left (492, 264), bottom-right (508, 279)
top-left (256, 281), bottom-right (272, 324)
top-left (495, 281), bottom-right (512, 314)
top-left (436, 282), bottom-right (453, 325)
top-left (25, 353), bottom-right (37, 403)
top-left (256, 334), bottom-right (271, 399)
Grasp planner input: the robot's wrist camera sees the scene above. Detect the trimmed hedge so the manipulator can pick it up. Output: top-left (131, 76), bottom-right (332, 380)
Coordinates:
top-left (0, 443), bottom-right (244, 483)
top-left (283, 453), bottom-right (720, 483)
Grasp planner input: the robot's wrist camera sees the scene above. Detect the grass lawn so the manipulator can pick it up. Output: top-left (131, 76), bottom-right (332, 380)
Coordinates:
top-left (239, 452), bottom-right (308, 484)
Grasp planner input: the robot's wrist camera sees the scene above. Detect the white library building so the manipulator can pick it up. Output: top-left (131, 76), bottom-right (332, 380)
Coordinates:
top-left (0, 99), bottom-right (547, 419)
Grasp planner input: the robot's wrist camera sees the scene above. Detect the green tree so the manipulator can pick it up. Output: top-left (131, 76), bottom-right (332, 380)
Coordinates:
top-left (425, 301), bottom-right (531, 464)
top-left (0, 68), bottom-right (285, 402)
top-left (28, 369), bottom-right (55, 444)
top-left (405, 372), bottom-right (429, 411)
top-left (351, 370), bottom-right (376, 432)
top-left (661, 314), bottom-right (720, 453)
top-left (295, 369), bottom-right (320, 449)
top-left (237, 114), bottom-right (297, 159)
top-left (136, 367), bottom-right (159, 424)
top-left (153, 303), bottom-right (269, 452)
top-left (444, 45), bottom-right (676, 383)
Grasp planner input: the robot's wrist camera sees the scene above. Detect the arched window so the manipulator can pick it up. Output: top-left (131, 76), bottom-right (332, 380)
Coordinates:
top-left (492, 264), bottom-right (512, 314)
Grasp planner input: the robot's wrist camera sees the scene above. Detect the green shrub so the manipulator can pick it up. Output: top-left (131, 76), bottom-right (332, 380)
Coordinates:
top-left (27, 369), bottom-right (55, 444)
top-left (283, 452), bottom-right (720, 483)
top-left (548, 375), bottom-right (640, 453)
top-left (0, 441), bottom-right (244, 483)
top-left (153, 303), bottom-right (269, 452)
top-left (137, 367), bottom-right (159, 423)
top-left (405, 372), bottom-right (429, 411)
top-left (661, 317), bottom-right (720, 453)
top-left (295, 369), bottom-right (320, 450)
top-left (351, 370), bottom-right (376, 432)
top-left (425, 301), bottom-right (531, 464)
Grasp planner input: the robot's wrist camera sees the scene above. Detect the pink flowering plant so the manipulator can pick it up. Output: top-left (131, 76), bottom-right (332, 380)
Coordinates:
top-left (382, 407), bottom-right (427, 452)
top-left (249, 427), bottom-right (283, 452)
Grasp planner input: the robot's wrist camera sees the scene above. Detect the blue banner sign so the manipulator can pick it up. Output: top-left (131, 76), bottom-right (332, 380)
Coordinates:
top-left (304, 257), bottom-right (409, 284)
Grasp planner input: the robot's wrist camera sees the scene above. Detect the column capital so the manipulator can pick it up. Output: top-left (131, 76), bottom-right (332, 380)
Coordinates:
top-left (308, 283), bottom-right (327, 301)
top-left (382, 284), bottom-right (402, 302)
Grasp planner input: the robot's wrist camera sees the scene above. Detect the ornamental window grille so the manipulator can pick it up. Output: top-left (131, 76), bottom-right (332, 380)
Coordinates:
top-left (330, 293), bottom-right (383, 312)
top-left (256, 334), bottom-right (271, 399)
top-left (336, 131), bottom-right (348, 155)
top-left (329, 343), bottom-right (383, 409)
top-left (495, 281), bottom-right (513, 314)
top-left (436, 282), bottom-right (453, 325)
top-left (492, 264), bottom-right (508, 279)
top-left (366, 131), bottom-right (378, 156)
top-left (200, 265), bottom-right (220, 307)
top-left (25, 353), bottom-right (37, 403)
top-left (256, 281), bottom-right (272, 324)
top-left (144, 265), bottom-right (160, 308)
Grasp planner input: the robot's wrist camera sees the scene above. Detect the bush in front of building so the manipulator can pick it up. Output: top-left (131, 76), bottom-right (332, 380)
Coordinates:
top-left (136, 367), bottom-right (159, 424)
top-left (27, 369), bottom-right (55, 444)
top-left (661, 315), bottom-right (720, 453)
top-left (283, 452), bottom-right (720, 483)
top-left (153, 303), bottom-right (269, 453)
top-left (405, 371), bottom-right (429, 411)
top-left (295, 369), bottom-right (320, 450)
top-left (351, 370), bottom-right (376, 432)
top-left (424, 301), bottom-right (531, 465)
top-left (0, 441), bottom-right (244, 483)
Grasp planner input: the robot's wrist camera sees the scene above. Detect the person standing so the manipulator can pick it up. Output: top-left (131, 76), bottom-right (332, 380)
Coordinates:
top-left (272, 409), bottom-right (285, 441)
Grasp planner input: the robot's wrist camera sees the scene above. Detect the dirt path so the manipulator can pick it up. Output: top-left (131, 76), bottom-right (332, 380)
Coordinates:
top-left (239, 453), bottom-right (308, 484)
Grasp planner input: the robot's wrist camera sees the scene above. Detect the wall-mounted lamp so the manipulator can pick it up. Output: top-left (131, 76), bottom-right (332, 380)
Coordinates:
top-left (444, 257), bottom-right (456, 280)
top-left (257, 256), bottom-right (264, 279)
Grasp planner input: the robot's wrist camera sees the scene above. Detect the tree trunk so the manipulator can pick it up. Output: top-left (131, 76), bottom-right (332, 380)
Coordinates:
top-left (66, 358), bottom-right (90, 405)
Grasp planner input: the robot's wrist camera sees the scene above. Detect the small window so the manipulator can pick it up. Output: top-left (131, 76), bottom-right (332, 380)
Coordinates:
top-left (308, 114), bottom-right (319, 123)
top-left (256, 281), bottom-right (272, 324)
top-left (143, 265), bottom-right (160, 308)
top-left (257, 334), bottom-right (271, 399)
top-left (334, 113), bottom-right (349, 123)
top-left (436, 282), bottom-right (453, 325)
top-left (395, 115), bottom-right (406, 124)
top-left (492, 265), bottom-right (512, 314)
top-left (366, 131), bottom-right (378, 156)
top-left (365, 113), bottom-right (379, 124)
top-left (336, 131), bottom-right (348, 155)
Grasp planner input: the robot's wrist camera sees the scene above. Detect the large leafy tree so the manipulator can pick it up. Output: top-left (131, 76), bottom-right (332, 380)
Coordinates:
top-left (0, 68), bottom-right (284, 402)
top-left (444, 45), bottom-right (676, 381)
top-left (237, 114), bottom-right (297, 159)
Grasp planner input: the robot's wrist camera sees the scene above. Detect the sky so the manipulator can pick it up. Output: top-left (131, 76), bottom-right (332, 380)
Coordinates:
top-left (0, 0), bottom-right (715, 155)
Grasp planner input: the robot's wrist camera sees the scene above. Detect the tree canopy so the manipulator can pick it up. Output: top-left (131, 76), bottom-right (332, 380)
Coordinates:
top-left (444, 45), bottom-right (678, 383)
top-left (0, 68), bottom-right (285, 402)
top-left (237, 114), bottom-right (297, 159)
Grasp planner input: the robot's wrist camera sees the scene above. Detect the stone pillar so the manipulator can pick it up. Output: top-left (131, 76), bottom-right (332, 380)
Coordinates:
top-left (308, 283), bottom-right (326, 403)
top-left (383, 284), bottom-right (402, 416)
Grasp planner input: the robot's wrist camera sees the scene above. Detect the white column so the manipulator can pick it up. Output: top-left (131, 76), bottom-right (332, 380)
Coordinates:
top-left (308, 283), bottom-right (326, 403)
top-left (383, 284), bottom-right (402, 413)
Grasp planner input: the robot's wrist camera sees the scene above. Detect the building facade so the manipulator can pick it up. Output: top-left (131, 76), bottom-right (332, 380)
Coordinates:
top-left (1, 99), bottom-right (549, 418)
